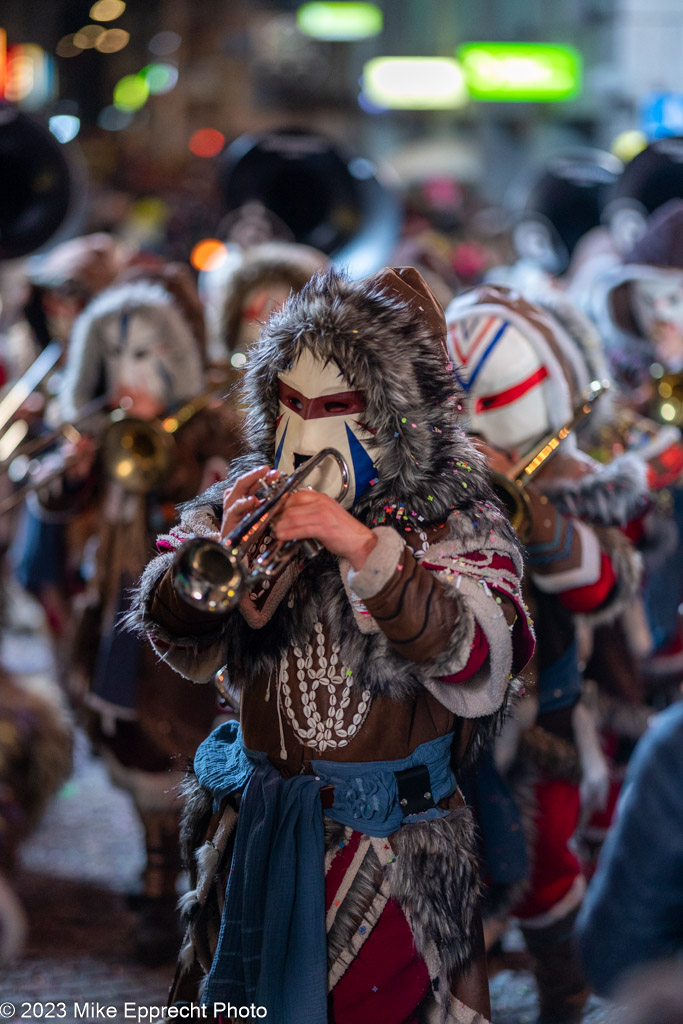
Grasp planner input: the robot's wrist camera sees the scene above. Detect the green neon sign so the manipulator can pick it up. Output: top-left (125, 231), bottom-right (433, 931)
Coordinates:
top-left (297, 3), bottom-right (383, 41)
top-left (458, 43), bottom-right (582, 101)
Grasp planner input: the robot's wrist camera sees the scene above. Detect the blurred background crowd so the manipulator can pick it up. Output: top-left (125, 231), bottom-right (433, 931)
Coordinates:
top-left (0, 1), bottom-right (682, 1022)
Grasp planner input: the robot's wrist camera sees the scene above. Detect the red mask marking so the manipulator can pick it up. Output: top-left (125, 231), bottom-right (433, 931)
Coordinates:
top-left (474, 366), bottom-right (548, 413)
top-left (278, 379), bottom-right (365, 420)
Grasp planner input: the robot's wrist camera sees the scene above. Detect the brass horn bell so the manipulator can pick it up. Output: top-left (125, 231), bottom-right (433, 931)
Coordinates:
top-left (173, 447), bottom-right (349, 614)
top-left (101, 413), bottom-right (174, 493)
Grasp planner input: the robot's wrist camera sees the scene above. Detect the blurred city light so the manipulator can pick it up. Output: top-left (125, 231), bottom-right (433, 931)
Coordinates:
top-left (73, 25), bottom-right (107, 49)
top-left (97, 104), bottom-right (134, 130)
top-left (457, 43), bottom-right (582, 102)
top-left (148, 31), bottom-right (181, 56)
top-left (95, 29), bottom-right (130, 53)
top-left (49, 114), bottom-right (81, 143)
top-left (113, 74), bottom-right (149, 111)
top-left (188, 128), bottom-right (225, 157)
top-left (641, 93), bottom-right (683, 139)
top-left (611, 129), bottom-right (648, 162)
top-left (190, 239), bottom-right (228, 272)
top-left (297, 2), bottom-right (382, 41)
top-left (90, 0), bottom-right (126, 20)
top-left (362, 57), bottom-right (468, 110)
top-left (3, 44), bottom-right (55, 110)
top-left (56, 34), bottom-right (81, 58)
top-left (140, 63), bottom-right (178, 95)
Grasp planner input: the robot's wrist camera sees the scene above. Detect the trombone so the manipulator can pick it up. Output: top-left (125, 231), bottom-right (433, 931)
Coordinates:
top-left (173, 448), bottom-right (349, 614)
top-left (0, 341), bottom-right (62, 463)
top-left (492, 379), bottom-right (609, 540)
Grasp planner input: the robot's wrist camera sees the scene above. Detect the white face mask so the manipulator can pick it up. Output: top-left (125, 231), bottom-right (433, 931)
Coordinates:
top-left (101, 309), bottom-right (197, 414)
top-left (631, 273), bottom-right (683, 371)
top-left (447, 316), bottom-right (554, 452)
top-left (273, 350), bottom-right (381, 509)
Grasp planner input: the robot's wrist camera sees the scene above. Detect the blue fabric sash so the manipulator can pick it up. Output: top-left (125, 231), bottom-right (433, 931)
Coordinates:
top-left (193, 722), bottom-right (456, 1022)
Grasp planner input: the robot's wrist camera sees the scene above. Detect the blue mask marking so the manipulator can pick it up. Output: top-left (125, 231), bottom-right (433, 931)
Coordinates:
top-left (345, 423), bottom-right (377, 501)
top-left (274, 419), bottom-right (288, 468)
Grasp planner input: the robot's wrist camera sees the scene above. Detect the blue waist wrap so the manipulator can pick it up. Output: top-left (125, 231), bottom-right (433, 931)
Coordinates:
top-left (193, 720), bottom-right (456, 1022)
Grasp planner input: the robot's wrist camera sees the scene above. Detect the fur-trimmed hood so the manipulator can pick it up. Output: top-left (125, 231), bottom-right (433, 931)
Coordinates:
top-left (61, 278), bottom-right (205, 421)
top-left (205, 242), bottom-right (329, 361)
top-left (189, 265), bottom-right (505, 531)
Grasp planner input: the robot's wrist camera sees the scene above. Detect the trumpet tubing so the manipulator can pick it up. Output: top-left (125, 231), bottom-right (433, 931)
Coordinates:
top-left (173, 448), bottom-right (350, 614)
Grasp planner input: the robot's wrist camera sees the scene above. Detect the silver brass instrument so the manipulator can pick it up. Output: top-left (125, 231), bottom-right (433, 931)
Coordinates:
top-left (492, 379), bottom-right (609, 540)
top-left (0, 342), bottom-right (62, 463)
top-left (173, 447), bottom-right (350, 614)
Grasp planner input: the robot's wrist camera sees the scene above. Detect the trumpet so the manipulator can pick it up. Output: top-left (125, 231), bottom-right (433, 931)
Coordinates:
top-left (0, 380), bottom-right (230, 516)
top-left (173, 448), bottom-right (350, 614)
top-left (492, 379), bottom-right (609, 540)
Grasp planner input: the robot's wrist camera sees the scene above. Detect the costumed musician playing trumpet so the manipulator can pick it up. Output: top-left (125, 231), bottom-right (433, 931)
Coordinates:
top-left (445, 285), bottom-right (646, 1024)
top-left (130, 267), bottom-right (534, 1023)
top-left (11, 271), bottom-right (242, 964)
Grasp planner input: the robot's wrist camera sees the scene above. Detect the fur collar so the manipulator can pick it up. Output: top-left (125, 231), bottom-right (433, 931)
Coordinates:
top-left (539, 452), bottom-right (649, 525)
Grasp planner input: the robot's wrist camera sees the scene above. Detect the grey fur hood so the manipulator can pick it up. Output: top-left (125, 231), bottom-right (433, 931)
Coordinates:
top-left (187, 265), bottom-right (511, 536)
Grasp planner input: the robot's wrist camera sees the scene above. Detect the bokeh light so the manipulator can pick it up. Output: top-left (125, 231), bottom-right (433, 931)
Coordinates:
top-left (611, 129), bottom-right (648, 162)
top-left (362, 57), bottom-right (468, 110)
top-left (95, 29), bottom-right (130, 53)
top-left (90, 0), bottom-right (126, 20)
top-left (140, 63), bottom-right (178, 95)
top-left (97, 105), bottom-right (134, 130)
top-left (149, 31), bottom-right (181, 56)
top-left (56, 35), bottom-right (81, 58)
top-left (190, 239), bottom-right (228, 272)
top-left (188, 128), bottom-right (225, 157)
top-left (4, 50), bottom-right (35, 102)
top-left (49, 114), bottom-right (81, 143)
top-left (113, 74), bottom-right (149, 111)
top-left (73, 25), bottom-right (107, 49)
top-left (297, 2), bottom-right (383, 41)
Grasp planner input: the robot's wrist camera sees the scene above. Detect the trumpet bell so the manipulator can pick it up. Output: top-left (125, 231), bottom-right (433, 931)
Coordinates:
top-left (101, 416), bottom-right (174, 493)
top-left (174, 537), bottom-right (244, 613)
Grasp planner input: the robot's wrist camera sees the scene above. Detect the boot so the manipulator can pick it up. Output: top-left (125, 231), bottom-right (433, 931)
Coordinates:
top-left (133, 810), bottom-right (184, 966)
top-left (521, 906), bottom-right (590, 1024)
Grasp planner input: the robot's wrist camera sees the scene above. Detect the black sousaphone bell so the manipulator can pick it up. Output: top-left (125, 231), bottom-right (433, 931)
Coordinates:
top-left (217, 128), bottom-right (401, 279)
top-left (0, 104), bottom-right (74, 261)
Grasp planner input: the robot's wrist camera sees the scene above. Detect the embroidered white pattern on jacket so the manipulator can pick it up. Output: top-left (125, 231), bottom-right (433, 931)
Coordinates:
top-left (277, 620), bottom-right (372, 756)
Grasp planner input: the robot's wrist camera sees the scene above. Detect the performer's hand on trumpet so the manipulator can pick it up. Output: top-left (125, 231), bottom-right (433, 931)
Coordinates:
top-left (220, 465), bottom-right (283, 539)
top-left (273, 488), bottom-right (377, 569)
top-left (220, 462), bottom-right (377, 570)
top-left (471, 437), bottom-right (519, 476)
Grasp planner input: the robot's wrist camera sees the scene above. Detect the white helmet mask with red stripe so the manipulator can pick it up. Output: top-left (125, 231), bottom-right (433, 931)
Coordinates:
top-left (274, 349), bottom-right (382, 510)
top-left (445, 290), bottom-right (591, 453)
